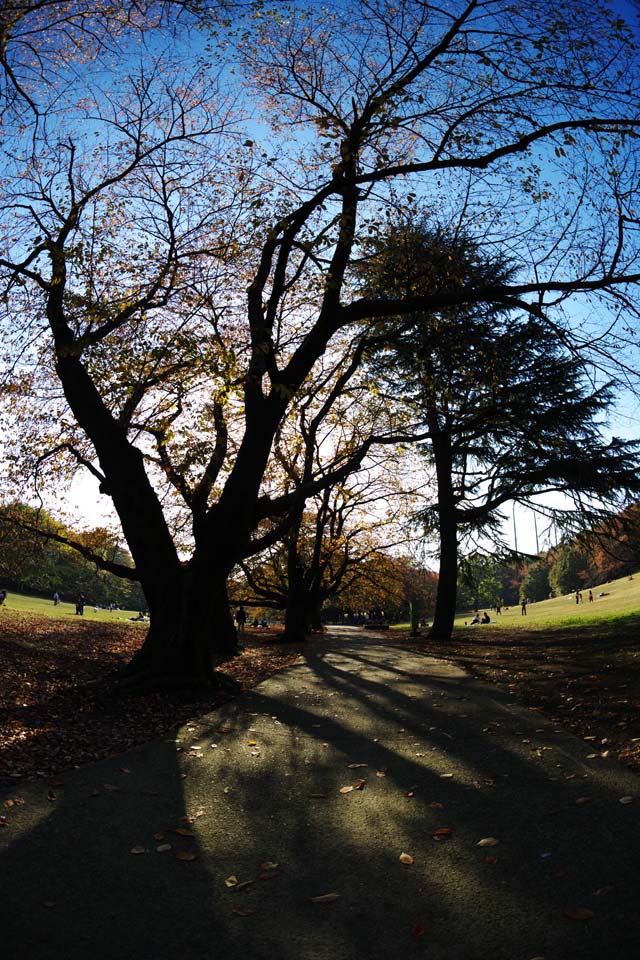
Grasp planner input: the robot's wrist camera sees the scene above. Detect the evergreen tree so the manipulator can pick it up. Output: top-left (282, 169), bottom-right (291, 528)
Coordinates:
top-left (359, 219), bottom-right (640, 639)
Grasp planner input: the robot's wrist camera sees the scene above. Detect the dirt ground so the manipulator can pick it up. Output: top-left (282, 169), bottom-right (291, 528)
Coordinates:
top-left (0, 611), bottom-right (302, 787)
top-left (407, 617), bottom-right (640, 772)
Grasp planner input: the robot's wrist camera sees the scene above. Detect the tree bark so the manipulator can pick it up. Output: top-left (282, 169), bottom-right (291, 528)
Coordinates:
top-left (120, 555), bottom-right (238, 687)
top-left (428, 426), bottom-right (459, 642)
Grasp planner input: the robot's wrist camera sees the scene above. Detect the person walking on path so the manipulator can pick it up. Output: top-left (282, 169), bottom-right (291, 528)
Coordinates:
top-left (75, 593), bottom-right (86, 615)
top-left (235, 605), bottom-right (247, 634)
top-left (521, 598), bottom-right (527, 616)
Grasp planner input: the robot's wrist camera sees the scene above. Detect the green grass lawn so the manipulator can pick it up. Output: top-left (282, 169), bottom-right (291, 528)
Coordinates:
top-left (458, 570), bottom-right (640, 630)
top-left (390, 569), bottom-right (640, 633)
top-left (0, 590), bottom-right (142, 623)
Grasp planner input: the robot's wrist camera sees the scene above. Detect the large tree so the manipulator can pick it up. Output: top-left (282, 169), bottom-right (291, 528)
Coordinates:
top-left (359, 221), bottom-right (640, 639)
top-left (1, 1), bottom-right (640, 684)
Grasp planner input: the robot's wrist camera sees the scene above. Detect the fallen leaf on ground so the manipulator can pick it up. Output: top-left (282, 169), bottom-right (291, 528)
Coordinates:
top-left (376, 769), bottom-right (387, 778)
top-left (564, 907), bottom-right (594, 921)
top-left (339, 785), bottom-right (354, 794)
top-left (354, 779), bottom-right (366, 790)
top-left (129, 846), bottom-right (146, 855)
top-left (233, 880), bottom-right (255, 892)
top-left (348, 763), bottom-right (368, 768)
top-left (310, 893), bottom-right (340, 903)
top-left (171, 827), bottom-right (195, 837)
top-left (575, 797), bottom-right (592, 805)
top-left (432, 827), bottom-right (452, 838)
top-left (225, 876), bottom-right (239, 887)
top-left (592, 885), bottom-right (614, 897)
top-left (175, 851), bottom-right (198, 861)
top-left (156, 844), bottom-right (172, 853)
top-left (440, 773), bottom-right (454, 779)
top-left (399, 852), bottom-right (414, 864)
top-left (232, 906), bottom-right (255, 916)
top-left (619, 796), bottom-right (634, 804)
top-left (260, 861), bottom-right (279, 871)
top-left (485, 856), bottom-right (498, 864)
top-left (477, 837), bottom-right (499, 847)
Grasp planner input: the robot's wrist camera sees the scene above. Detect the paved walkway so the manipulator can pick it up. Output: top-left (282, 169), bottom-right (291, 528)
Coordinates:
top-left (2, 627), bottom-right (639, 959)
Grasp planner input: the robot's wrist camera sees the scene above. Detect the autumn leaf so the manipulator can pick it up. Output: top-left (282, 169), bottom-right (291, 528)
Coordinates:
top-left (432, 827), bottom-right (452, 839)
top-left (575, 797), bottom-right (592, 805)
top-left (156, 844), bottom-right (172, 853)
top-left (440, 773), bottom-right (454, 779)
top-left (339, 785), bottom-right (354, 794)
top-left (592, 885), bottom-right (614, 897)
top-left (485, 856), bottom-right (498, 865)
top-left (564, 907), bottom-right (594, 920)
top-left (225, 876), bottom-right (239, 888)
top-left (175, 851), bottom-right (198, 861)
top-left (309, 893), bottom-right (340, 903)
top-left (233, 880), bottom-right (255, 892)
top-left (477, 837), bottom-right (499, 847)
top-left (348, 763), bottom-right (368, 769)
top-left (260, 861), bottom-right (279, 871)
top-left (231, 906), bottom-right (255, 916)
top-left (129, 846), bottom-right (146, 855)
top-left (171, 827), bottom-right (195, 837)
top-left (619, 796), bottom-right (634, 804)
top-left (376, 769), bottom-right (387, 778)
top-left (399, 852), bottom-right (414, 864)
top-left (354, 779), bottom-right (366, 790)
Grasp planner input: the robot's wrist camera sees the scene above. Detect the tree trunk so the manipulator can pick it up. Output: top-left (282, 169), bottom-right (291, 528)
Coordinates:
top-left (429, 507), bottom-right (458, 641)
top-left (428, 425), bottom-right (459, 642)
top-left (120, 556), bottom-right (238, 688)
top-left (283, 587), bottom-right (309, 643)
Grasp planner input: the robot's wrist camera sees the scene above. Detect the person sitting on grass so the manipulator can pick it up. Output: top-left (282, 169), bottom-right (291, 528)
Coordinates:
top-left (481, 611), bottom-right (491, 623)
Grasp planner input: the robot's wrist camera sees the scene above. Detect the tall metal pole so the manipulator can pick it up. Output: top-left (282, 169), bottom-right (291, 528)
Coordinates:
top-left (533, 511), bottom-right (539, 554)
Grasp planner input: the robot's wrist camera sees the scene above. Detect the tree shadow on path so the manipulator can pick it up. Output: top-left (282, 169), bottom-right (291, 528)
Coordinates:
top-left (1, 626), bottom-right (639, 960)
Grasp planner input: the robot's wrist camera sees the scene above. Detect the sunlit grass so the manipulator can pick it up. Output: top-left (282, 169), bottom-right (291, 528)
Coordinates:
top-left (456, 569), bottom-right (640, 631)
top-left (0, 590), bottom-right (142, 623)
top-left (391, 569), bottom-right (640, 633)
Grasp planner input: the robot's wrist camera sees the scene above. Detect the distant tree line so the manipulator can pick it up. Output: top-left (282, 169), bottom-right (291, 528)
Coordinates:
top-left (457, 504), bottom-right (640, 611)
top-left (0, 503), bottom-right (146, 609)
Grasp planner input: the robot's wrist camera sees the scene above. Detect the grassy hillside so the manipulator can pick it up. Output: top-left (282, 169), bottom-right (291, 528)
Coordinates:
top-left (0, 589), bottom-right (142, 623)
top-left (458, 569), bottom-right (640, 630)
